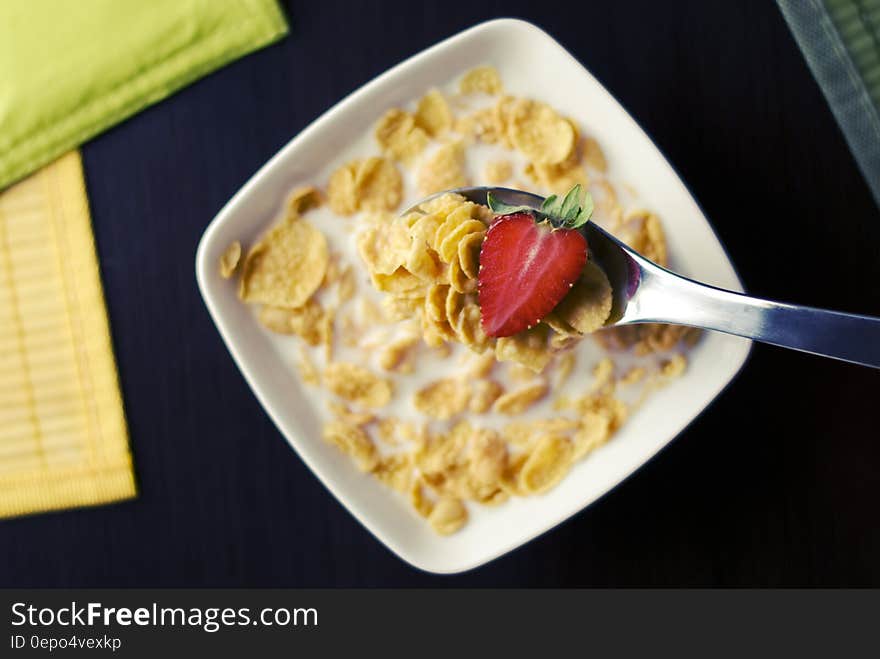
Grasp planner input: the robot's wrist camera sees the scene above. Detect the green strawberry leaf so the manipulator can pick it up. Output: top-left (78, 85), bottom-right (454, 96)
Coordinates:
top-left (578, 192), bottom-right (594, 222)
top-left (540, 194), bottom-right (560, 214)
top-left (487, 185), bottom-right (593, 230)
top-left (556, 184), bottom-right (593, 229)
top-left (559, 184), bottom-right (582, 220)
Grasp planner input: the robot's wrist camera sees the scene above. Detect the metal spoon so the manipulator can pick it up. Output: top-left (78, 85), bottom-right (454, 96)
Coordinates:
top-left (406, 186), bottom-right (880, 369)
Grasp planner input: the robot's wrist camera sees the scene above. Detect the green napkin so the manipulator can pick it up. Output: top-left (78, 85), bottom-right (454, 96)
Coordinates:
top-left (0, 0), bottom-right (288, 189)
top-left (778, 0), bottom-right (880, 208)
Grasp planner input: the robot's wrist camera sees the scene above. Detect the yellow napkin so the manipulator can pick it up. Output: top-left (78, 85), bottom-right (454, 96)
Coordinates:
top-left (0, 1), bottom-right (288, 518)
top-left (0, 151), bottom-right (136, 517)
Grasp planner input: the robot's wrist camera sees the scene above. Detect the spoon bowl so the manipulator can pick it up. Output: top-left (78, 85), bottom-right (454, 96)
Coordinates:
top-left (407, 186), bottom-right (880, 369)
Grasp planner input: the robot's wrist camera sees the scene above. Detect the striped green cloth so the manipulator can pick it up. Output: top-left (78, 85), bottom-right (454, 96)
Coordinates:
top-left (778, 0), bottom-right (880, 207)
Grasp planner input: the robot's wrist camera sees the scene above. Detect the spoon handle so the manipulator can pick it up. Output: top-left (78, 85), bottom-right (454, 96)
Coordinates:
top-left (631, 266), bottom-right (880, 369)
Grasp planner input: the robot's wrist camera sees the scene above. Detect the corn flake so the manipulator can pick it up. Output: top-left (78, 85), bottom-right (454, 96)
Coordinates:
top-left (417, 141), bottom-right (468, 195)
top-left (423, 283), bottom-right (449, 322)
top-left (409, 213), bottom-right (445, 251)
top-left (509, 363), bottom-right (538, 382)
top-left (510, 99), bottom-right (575, 165)
top-left (454, 303), bottom-right (491, 353)
top-left (492, 381), bottom-right (548, 414)
top-left (459, 66), bottom-right (503, 95)
top-left (322, 421), bottom-right (379, 472)
top-left (378, 334), bottom-right (420, 372)
top-left (445, 287), bottom-right (465, 327)
top-left (372, 268), bottom-right (425, 296)
top-left (374, 453), bottom-right (413, 492)
top-left (375, 108), bottom-right (429, 163)
top-left (499, 453), bottom-right (529, 496)
top-left (455, 106), bottom-right (504, 145)
top-left (448, 257), bottom-right (474, 294)
top-left (415, 89), bottom-right (453, 137)
top-left (410, 478), bottom-right (434, 518)
top-left (428, 497), bottom-right (468, 535)
top-left (467, 351), bottom-right (496, 378)
top-left (469, 379), bottom-right (503, 413)
top-left (519, 434), bottom-right (573, 495)
top-left (434, 202), bottom-right (477, 248)
top-left (219, 241), bottom-right (241, 279)
top-left (327, 157), bottom-right (402, 215)
top-left (438, 220), bottom-right (485, 266)
top-left (469, 429), bottom-right (507, 487)
top-left (289, 300), bottom-right (332, 346)
top-left (324, 362), bottom-right (393, 408)
top-left (417, 191), bottom-right (468, 216)
top-left (545, 261), bottom-right (613, 335)
top-left (413, 378), bottom-right (469, 420)
top-left (406, 241), bottom-right (442, 281)
top-left (286, 186), bottom-right (323, 217)
top-left (418, 422), bottom-right (469, 475)
top-left (239, 217), bottom-right (328, 308)
top-left (257, 301), bottom-right (328, 351)
top-left (571, 411), bottom-right (611, 461)
top-left (626, 209), bottom-right (668, 267)
top-left (357, 213), bottom-right (411, 275)
top-left (337, 265), bottom-right (356, 303)
top-left (328, 401), bottom-right (373, 426)
top-left (327, 161), bottom-right (359, 215)
top-left (421, 315), bottom-right (454, 347)
top-left (457, 231), bottom-right (484, 280)
top-left (495, 325), bottom-right (553, 373)
top-left (525, 159), bottom-right (589, 195)
top-left (354, 157), bottom-right (403, 212)
top-left (494, 96), bottom-right (518, 148)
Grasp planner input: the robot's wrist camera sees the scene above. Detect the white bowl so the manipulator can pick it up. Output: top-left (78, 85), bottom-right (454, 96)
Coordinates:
top-left (196, 18), bottom-right (750, 574)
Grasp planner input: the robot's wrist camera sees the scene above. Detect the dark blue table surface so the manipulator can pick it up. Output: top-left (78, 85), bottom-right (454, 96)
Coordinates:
top-left (2, 0), bottom-right (878, 587)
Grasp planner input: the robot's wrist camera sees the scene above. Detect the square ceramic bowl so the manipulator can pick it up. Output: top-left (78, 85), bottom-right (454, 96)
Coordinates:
top-left (196, 18), bottom-right (750, 573)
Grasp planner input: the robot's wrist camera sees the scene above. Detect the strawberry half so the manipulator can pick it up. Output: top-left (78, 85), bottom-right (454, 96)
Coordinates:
top-left (478, 185), bottom-right (594, 338)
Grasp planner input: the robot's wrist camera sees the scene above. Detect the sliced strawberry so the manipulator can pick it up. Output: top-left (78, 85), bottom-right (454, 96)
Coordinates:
top-left (478, 213), bottom-right (587, 337)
